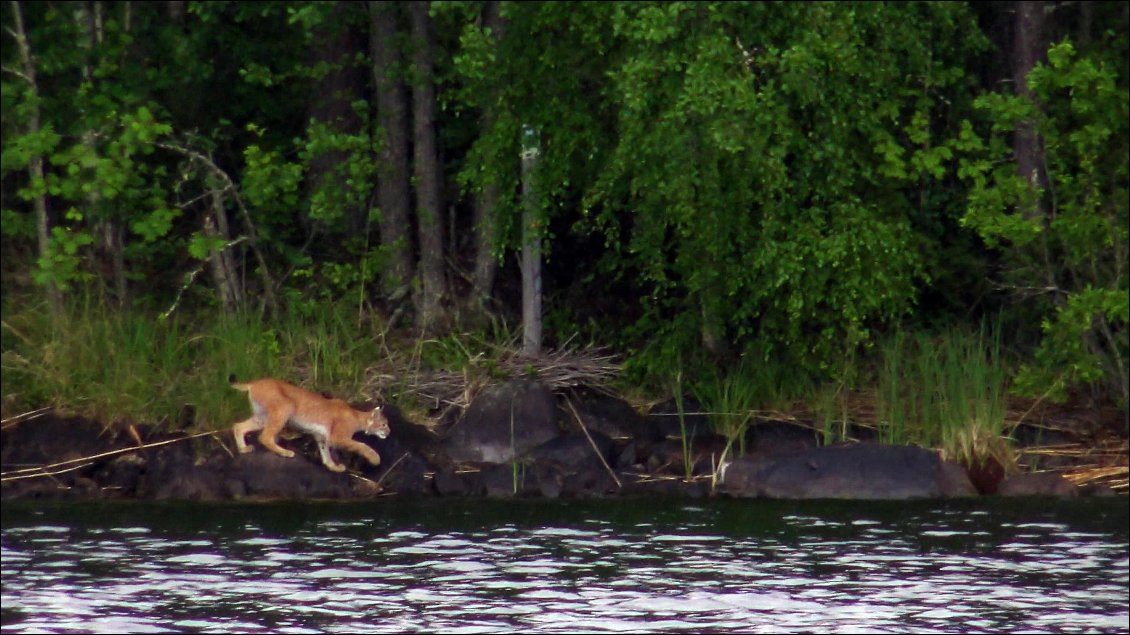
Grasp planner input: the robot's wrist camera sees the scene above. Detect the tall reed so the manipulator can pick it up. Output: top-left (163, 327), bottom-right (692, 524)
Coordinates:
top-left (876, 327), bottom-right (1012, 468)
top-left (0, 296), bottom-right (382, 432)
top-left (672, 369), bottom-right (695, 481)
top-left (693, 358), bottom-right (810, 457)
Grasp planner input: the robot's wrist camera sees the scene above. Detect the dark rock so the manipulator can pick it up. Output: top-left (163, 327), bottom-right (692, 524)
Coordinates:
top-left (482, 463), bottom-right (522, 498)
top-left (434, 465), bottom-right (473, 496)
top-left (137, 435), bottom-right (215, 499)
top-left (369, 449), bottom-right (432, 495)
top-left (358, 434), bottom-right (434, 495)
top-left (1080, 482), bottom-right (1117, 497)
top-left (620, 474), bottom-right (709, 499)
top-left (1, 414), bottom-right (129, 467)
top-left (221, 452), bottom-right (358, 500)
top-left (527, 434), bottom-right (620, 498)
top-left (535, 468), bottom-right (563, 499)
top-left (646, 396), bottom-right (710, 440)
top-left (746, 421), bottom-right (819, 455)
top-left (963, 455), bottom-right (1007, 495)
top-left (380, 403), bottom-right (441, 454)
top-left (997, 472), bottom-right (1079, 497)
top-left (643, 436), bottom-right (730, 478)
top-left (92, 453), bottom-right (147, 497)
top-left (0, 414), bottom-right (139, 500)
top-left (719, 443), bottom-right (978, 500)
top-left (529, 432), bottom-right (615, 470)
top-left (939, 460), bottom-right (978, 498)
top-left (561, 388), bottom-right (659, 444)
top-left (617, 443), bottom-right (638, 468)
top-left (443, 380), bottom-right (562, 463)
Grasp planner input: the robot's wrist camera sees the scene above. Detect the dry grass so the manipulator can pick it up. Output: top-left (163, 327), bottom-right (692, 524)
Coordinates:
top-left (1017, 439), bottom-right (1129, 492)
top-left (359, 341), bottom-right (622, 429)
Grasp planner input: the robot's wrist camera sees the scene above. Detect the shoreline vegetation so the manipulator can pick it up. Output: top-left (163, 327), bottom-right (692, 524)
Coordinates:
top-left (1, 3), bottom-right (1126, 499)
top-left (2, 298), bottom-right (1125, 498)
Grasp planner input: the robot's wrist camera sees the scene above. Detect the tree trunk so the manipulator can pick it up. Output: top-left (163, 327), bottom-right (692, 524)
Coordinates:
top-left (467, 0), bottom-right (506, 325)
top-left (1012, 0), bottom-right (1047, 217)
top-left (369, 1), bottom-right (414, 309)
top-left (305, 1), bottom-right (368, 234)
top-left (9, 0), bottom-right (63, 317)
top-left (102, 221), bottom-right (128, 306)
top-left (166, 0), bottom-right (184, 23)
top-left (78, 1), bottom-right (131, 308)
top-left (206, 189), bottom-right (243, 316)
top-left (409, 0), bottom-right (448, 333)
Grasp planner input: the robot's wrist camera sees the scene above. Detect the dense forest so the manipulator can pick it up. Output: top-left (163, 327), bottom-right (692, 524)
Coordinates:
top-left (1, 1), bottom-right (1127, 462)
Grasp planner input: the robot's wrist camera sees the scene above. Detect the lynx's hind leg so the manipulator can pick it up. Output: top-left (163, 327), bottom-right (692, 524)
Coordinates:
top-left (258, 406), bottom-right (296, 459)
top-left (232, 416), bottom-right (265, 454)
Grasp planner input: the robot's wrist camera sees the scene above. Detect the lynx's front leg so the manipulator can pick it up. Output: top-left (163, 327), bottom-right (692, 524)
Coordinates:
top-left (315, 438), bottom-right (348, 473)
top-left (337, 439), bottom-right (382, 467)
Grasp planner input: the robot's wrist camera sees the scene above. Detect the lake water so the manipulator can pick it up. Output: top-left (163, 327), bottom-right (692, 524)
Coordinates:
top-left (2, 497), bottom-right (1127, 633)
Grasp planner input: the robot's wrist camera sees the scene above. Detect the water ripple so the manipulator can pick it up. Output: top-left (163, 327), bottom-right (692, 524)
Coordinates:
top-left (2, 499), bottom-right (1127, 633)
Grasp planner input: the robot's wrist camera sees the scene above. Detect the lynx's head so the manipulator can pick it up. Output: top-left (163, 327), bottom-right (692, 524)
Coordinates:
top-left (364, 405), bottom-right (391, 439)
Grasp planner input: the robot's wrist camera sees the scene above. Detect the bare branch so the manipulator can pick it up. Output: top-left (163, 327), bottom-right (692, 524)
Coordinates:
top-left (154, 141), bottom-right (278, 315)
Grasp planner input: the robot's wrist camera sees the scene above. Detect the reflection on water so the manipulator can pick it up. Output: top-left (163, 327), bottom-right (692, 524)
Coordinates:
top-left (2, 498), bottom-right (1127, 633)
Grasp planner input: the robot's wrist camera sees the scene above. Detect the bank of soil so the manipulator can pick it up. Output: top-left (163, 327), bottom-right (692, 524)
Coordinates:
top-left (2, 380), bottom-right (1125, 502)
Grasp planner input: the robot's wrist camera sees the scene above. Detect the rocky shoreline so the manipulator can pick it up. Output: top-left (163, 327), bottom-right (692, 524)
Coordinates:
top-left (1, 380), bottom-right (1119, 502)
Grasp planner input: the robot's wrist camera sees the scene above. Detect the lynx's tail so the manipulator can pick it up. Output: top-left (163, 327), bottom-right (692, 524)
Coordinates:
top-left (229, 374), bottom-right (251, 392)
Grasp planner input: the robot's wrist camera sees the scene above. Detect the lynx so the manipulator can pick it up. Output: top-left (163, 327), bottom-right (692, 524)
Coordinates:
top-left (230, 375), bottom-right (390, 473)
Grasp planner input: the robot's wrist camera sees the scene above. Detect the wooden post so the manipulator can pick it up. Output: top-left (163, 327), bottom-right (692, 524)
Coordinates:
top-left (521, 124), bottom-right (542, 356)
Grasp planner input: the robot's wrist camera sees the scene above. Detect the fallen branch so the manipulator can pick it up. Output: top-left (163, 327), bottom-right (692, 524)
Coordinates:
top-left (372, 451), bottom-right (410, 491)
top-left (0, 407), bottom-right (52, 430)
top-left (565, 398), bottom-right (621, 489)
top-left (1, 461), bottom-right (96, 484)
top-left (0, 430), bottom-right (219, 482)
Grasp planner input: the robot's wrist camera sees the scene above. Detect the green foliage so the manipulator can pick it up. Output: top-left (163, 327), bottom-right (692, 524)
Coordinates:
top-left (1015, 287), bottom-right (1130, 403)
top-left (34, 225), bottom-right (95, 291)
top-left (579, 2), bottom-right (987, 374)
top-left (241, 137), bottom-right (303, 213)
top-left (957, 41), bottom-right (1129, 407)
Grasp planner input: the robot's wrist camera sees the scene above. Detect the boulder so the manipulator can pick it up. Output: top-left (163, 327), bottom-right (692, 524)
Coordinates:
top-left (562, 388), bottom-right (659, 443)
top-left (0, 414), bottom-right (144, 500)
top-left (379, 403), bottom-right (441, 455)
top-left (358, 433), bottom-right (434, 495)
top-left (718, 443), bottom-right (978, 500)
top-left (443, 379), bottom-right (561, 463)
top-left (746, 421), bottom-right (819, 455)
top-left (526, 433), bottom-right (620, 498)
top-left (218, 452), bottom-right (360, 500)
top-left (646, 396), bottom-right (711, 440)
top-left (996, 472), bottom-right (1079, 497)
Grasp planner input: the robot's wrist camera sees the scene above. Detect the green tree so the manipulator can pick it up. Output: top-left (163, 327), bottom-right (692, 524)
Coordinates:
top-left (958, 41), bottom-right (1129, 410)
top-left (582, 2), bottom-right (988, 376)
